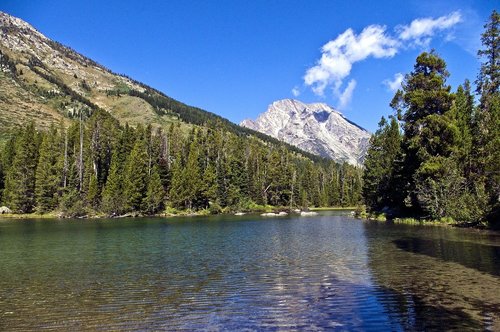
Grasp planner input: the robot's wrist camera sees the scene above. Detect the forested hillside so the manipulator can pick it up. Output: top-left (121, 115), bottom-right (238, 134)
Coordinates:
top-left (0, 113), bottom-right (362, 216)
top-left (0, 11), bottom-right (364, 216)
top-left (362, 11), bottom-right (499, 228)
top-left (0, 11), bottom-right (320, 160)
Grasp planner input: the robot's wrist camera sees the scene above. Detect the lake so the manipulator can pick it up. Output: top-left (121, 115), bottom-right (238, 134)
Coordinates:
top-left (0, 212), bottom-right (499, 330)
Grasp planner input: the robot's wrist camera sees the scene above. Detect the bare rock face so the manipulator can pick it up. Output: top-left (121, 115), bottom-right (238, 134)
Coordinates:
top-left (241, 99), bottom-right (371, 166)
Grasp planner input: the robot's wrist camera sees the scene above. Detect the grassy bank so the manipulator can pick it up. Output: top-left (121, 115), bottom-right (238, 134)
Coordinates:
top-left (353, 206), bottom-right (492, 228)
top-left (0, 213), bottom-right (60, 219)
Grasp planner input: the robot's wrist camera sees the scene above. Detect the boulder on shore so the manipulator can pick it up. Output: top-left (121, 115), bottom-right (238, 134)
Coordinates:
top-left (261, 211), bottom-right (288, 217)
top-left (0, 206), bottom-right (12, 214)
top-left (300, 211), bottom-right (318, 216)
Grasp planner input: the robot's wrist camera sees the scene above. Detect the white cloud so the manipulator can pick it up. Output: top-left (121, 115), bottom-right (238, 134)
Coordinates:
top-left (338, 79), bottom-right (357, 109)
top-left (397, 11), bottom-right (462, 46)
top-left (292, 86), bottom-right (300, 97)
top-left (304, 25), bottom-right (398, 96)
top-left (383, 73), bottom-right (404, 92)
top-left (301, 11), bottom-right (462, 104)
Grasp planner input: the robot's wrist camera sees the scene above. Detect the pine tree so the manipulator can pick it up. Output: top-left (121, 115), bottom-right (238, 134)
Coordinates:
top-left (101, 151), bottom-right (124, 215)
top-left (267, 146), bottom-right (292, 206)
top-left (184, 139), bottom-right (203, 209)
top-left (327, 164), bottom-right (340, 207)
top-left (452, 82), bottom-right (474, 175)
top-left (203, 161), bottom-right (218, 203)
top-left (0, 163), bottom-right (4, 204)
top-left (0, 137), bottom-right (15, 203)
top-left (476, 10), bottom-right (499, 99)
top-left (0, 136), bottom-right (17, 180)
top-left (35, 127), bottom-right (63, 213)
top-left (363, 116), bottom-right (402, 211)
top-left (86, 173), bottom-right (99, 209)
top-left (169, 151), bottom-right (187, 209)
top-left (391, 51), bottom-right (455, 215)
top-left (144, 165), bottom-right (165, 214)
top-left (474, 10), bottom-right (500, 225)
top-left (58, 122), bottom-right (86, 216)
top-left (4, 123), bottom-right (39, 213)
top-left (123, 139), bottom-right (149, 212)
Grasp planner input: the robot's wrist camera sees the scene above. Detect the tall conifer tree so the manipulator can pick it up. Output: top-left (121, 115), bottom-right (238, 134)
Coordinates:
top-left (144, 165), bottom-right (165, 214)
top-left (35, 127), bottom-right (63, 213)
top-left (123, 139), bottom-right (149, 212)
top-left (4, 123), bottom-right (38, 213)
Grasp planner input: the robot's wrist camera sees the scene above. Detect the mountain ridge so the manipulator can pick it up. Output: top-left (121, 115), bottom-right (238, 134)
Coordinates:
top-left (241, 99), bottom-right (371, 166)
top-left (0, 11), bottom-right (326, 161)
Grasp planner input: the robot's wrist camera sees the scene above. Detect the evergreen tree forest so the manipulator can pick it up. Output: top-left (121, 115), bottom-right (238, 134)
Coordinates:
top-left (0, 113), bottom-right (362, 217)
top-left (363, 11), bottom-right (499, 227)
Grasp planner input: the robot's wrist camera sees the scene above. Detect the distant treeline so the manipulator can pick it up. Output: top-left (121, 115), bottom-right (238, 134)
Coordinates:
top-left (0, 113), bottom-right (362, 216)
top-left (362, 11), bottom-right (499, 227)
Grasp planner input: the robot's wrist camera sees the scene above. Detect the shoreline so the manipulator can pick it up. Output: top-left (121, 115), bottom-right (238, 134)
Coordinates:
top-left (2, 210), bottom-right (497, 234)
top-left (356, 214), bottom-right (497, 232)
top-left (0, 206), bottom-right (356, 220)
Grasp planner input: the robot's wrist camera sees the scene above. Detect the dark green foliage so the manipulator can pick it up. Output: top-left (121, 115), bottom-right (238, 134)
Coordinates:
top-left (393, 51), bottom-right (457, 216)
top-left (475, 10), bottom-right (500, 226)
top-left (0, 115), bottom-right (362, 215)
top-left (169, 151), bottom-right (188, 209)
top-left (476, 10), bottom-right (499, 99)
top-left (0, 163), bottom-right (4, 203)
top-left (125, 88), bottom-right (323, 161)
top-left (183, 139), bottom-right (204, 209)
top-left (123, 139), bottom-right (149, 212)
top-left (3, 123), bottom-right (39, 213)
top-left (0, 137), bottom-right (16, 202)
top-left (144, 165), bottom-right (165, 214)
top-left (35, 127), bottom-right (63, 213)
top-left (362, 10), bottom-right (499, 227)
top-left (363, 116), bottom-right (401, 211)
top-left (59, 187), bottom-right (86, 217)
top-left (202, 161), bottom-right (218, 204)
top-left (101, 152), bottom-right (124, 215)
top-left (86, 173), bottom-right (99, 209)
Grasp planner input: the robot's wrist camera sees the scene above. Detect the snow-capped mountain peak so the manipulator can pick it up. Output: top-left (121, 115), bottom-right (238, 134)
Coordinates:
top-left (240, 99), bottom-right (370, 166)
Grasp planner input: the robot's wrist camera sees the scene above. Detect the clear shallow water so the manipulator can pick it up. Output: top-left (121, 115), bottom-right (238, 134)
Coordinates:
top-left (0, 212), bottom-right (499, 331)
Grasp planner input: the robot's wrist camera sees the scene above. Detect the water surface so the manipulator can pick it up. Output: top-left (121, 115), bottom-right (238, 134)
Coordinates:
top-left (0, 213), bottom-right (499, 330)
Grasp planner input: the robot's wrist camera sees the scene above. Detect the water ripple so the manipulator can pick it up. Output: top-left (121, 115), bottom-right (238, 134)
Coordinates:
top-left (0, 214), bottom-right (498, 330)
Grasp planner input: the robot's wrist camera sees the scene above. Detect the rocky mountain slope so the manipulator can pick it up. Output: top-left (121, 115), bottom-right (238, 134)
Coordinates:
top-left (1, 11), bottom-right (314, 157)
top-left (0, 12), bottom-right (154, 129)
top-left (241, 99), bottom-right (371, 165)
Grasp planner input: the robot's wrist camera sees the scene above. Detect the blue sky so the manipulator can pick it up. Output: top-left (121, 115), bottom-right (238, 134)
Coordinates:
top-left (1, 1), bottom-right (496, 132)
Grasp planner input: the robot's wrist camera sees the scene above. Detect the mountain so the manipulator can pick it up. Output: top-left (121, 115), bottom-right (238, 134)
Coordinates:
top-left (0, 11), bottom-right (320, 160)
top-left (0, 11), bottom-right (367, 216)
top-left (240, 99), bottom-right (371, 166)
top-left (0, 11), bottom-right (177, 135)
